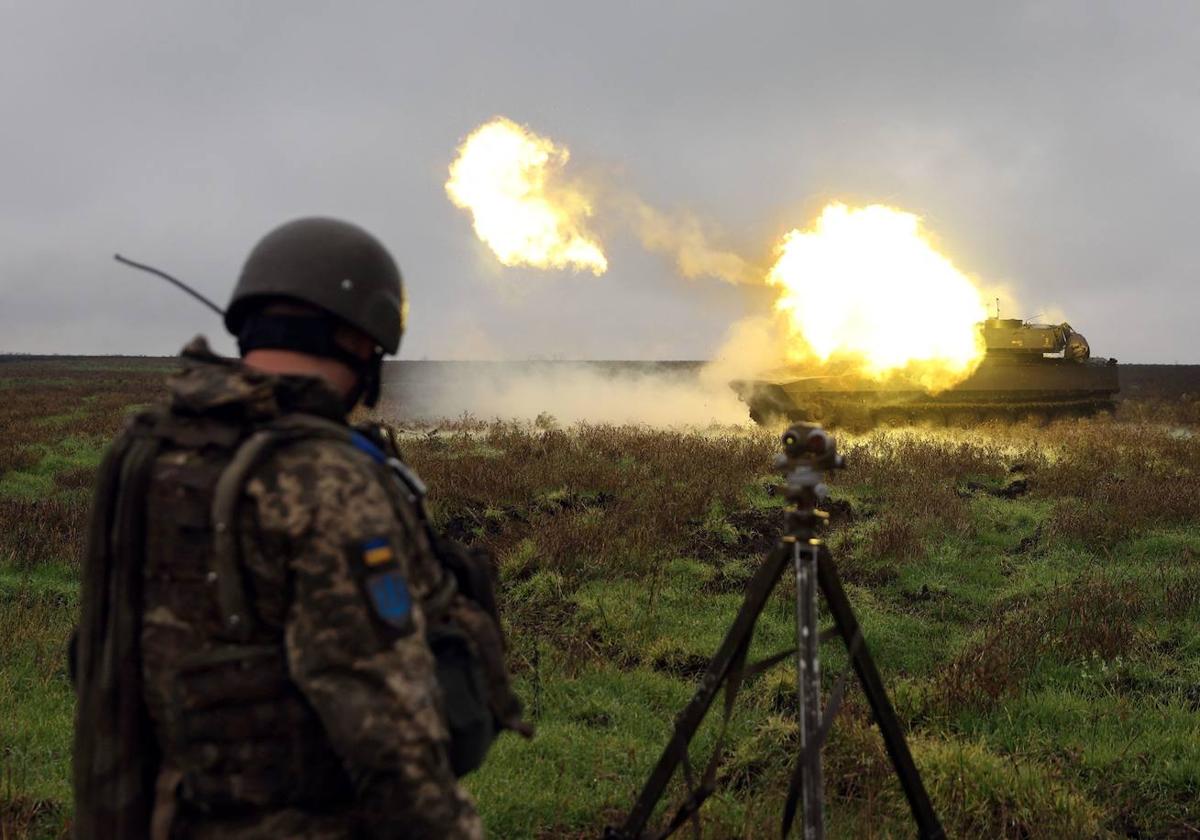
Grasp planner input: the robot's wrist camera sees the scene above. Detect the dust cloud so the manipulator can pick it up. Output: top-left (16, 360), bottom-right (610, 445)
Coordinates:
top-left (378, 361), bottom-right (751, 427)
top-left (703, 315), bottom-right (793, 383)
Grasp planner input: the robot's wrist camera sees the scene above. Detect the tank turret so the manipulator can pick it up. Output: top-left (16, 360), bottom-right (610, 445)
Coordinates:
top-left (979, 318), bottom-right (1090, 360)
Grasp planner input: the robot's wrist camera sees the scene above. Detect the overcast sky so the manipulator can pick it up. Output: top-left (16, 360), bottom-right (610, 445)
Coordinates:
top-left (2, 0), bottom-right (1197, 362)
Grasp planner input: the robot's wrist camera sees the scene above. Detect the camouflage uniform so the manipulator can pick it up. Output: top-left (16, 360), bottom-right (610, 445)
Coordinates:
top-left (131, 337), bottom-right (482, 839)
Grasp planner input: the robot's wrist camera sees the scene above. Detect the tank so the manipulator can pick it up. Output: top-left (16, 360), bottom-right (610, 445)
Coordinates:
top-left (732, 318), bottom-right (1120, 427)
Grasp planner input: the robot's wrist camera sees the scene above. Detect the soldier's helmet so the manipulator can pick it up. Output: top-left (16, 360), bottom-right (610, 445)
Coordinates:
top-left (225, 217), bottom-right (406, 354)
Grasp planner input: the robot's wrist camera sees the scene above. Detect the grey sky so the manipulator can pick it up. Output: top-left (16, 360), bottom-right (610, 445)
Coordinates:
top-left (1, 0), bottom-right (1197, 362)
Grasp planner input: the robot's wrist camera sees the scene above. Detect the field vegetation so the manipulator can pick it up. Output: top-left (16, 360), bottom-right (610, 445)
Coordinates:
top-left (2, 358), bottom-right (1199, 838)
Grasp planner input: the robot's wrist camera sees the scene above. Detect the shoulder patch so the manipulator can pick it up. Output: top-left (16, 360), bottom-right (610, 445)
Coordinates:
top-left (354, 536), bottom-right (414, 636)
top-left (362, 536), bottom-right (395, 567)
top-left (365, 569), bottom-right (413, 631)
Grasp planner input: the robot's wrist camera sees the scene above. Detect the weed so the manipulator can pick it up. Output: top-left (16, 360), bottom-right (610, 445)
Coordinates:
top-left (935, 572), bottom-right (1146, 713)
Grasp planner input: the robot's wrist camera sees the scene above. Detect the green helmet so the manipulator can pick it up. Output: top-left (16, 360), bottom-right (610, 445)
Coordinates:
top-left (225, 217), bottom-right (405, 354)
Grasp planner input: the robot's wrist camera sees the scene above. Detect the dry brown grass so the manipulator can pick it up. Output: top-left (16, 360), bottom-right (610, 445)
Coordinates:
top-left (935, 572), bottom-right (1146, 712)
top-left (0, 498), bottom-right (86, 572)
top-left (0, 365), bottom-right (164, 470)
top-left (401, 422), bottom-right (778, 584)
top-left (0, 795), bottom-right (67, 840)
top-left (1117, 395), bottom-right (1200, 426)
top-left (0, 361), bottom-right (167, 575)
top-left (1035, 423), bottom-right (1199, 526)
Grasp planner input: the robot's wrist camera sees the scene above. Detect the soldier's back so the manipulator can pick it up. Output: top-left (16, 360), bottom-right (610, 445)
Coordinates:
top-left (137, 342), bottom-right (361, 835)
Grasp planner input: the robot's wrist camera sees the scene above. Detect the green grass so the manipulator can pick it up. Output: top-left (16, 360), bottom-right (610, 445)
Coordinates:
top-left (574, 557), bottom-right (796, 670)
top-left (0, 561), bottom-right (77, 839)
top-left (0, 437), bottom-right (106, 500)
top-left (957, 688), bottom-right (1200, 835)
top-left (2, 361), bottom-right (1200, 837)
top-left (467, 664), bottom-right (700, 836)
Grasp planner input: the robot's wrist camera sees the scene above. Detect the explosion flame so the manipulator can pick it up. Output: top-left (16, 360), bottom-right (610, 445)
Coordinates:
top-left (445, 117), bottom-right (608, 274)
top-left (766, 203), bottom-right (988, 390)
top-left (445, 118), bottom-right (994, 393)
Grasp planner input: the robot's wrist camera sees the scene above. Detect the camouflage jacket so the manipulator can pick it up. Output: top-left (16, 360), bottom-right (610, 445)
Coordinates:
top-left (96, 337), bottom-right (483, 840)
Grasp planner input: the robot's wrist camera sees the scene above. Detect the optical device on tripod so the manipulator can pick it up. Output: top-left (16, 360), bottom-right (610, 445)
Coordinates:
top-left (607, 424), bottom-right (944, 840)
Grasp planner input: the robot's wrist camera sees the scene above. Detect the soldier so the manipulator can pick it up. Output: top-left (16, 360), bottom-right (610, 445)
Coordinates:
top-left (72, 218), bottom-right (526, 839)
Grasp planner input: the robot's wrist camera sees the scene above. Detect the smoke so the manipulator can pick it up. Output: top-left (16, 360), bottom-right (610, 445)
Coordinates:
top-left (628, 199), bottom-right (761, 286)
top-left (379, 361), bottom-right (750, 427)
top-left (446, 116), bottom-right (762, 288)
top-left (702, 315), bottom-right (793, 384)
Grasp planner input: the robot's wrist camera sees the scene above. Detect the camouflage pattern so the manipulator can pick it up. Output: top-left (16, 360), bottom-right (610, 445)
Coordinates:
top-left (131, 337), bottom-right (482, 839)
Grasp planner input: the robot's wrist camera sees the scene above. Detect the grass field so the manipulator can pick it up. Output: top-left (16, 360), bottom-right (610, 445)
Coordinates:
top-left (2, 358), bottom-right (1199, 838)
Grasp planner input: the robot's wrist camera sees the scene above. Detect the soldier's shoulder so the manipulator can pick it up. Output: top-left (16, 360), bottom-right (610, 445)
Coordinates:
top-left (276, 425), bottom-right (390, 471)
top-left (253, 432), bottom-right (386, 492)
top-left (245, 432), bottom-right (394, 534)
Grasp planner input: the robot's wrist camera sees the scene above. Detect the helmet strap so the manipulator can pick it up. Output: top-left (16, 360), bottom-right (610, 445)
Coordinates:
top-left (359, 353), bottom-right (384, 409)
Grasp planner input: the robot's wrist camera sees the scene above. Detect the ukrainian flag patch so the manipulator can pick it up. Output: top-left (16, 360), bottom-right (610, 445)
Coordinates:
top-left (366, 570), bottom-right (413, 630)
top-left (362, 537), bottom-right (395, 567)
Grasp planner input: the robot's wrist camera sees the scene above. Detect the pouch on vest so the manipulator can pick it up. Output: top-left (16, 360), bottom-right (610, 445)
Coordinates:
top-left (434, 540), bottom-right (529, 742)
top-left (427, 620), bottom-right (495, 777)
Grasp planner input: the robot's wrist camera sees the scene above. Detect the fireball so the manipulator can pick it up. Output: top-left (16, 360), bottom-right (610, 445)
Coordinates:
top-left (446, 117), bottom-right (607, 274)
top-left (767, 203), bottom-right (987, 390)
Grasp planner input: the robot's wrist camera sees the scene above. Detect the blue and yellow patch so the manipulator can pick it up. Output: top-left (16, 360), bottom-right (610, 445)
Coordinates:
top-left (362, 536), bottom-right (395, 567)
top-left (366, 570), bottom-right (412, 630)
top-left (355, 536), bottom-right (413, 635)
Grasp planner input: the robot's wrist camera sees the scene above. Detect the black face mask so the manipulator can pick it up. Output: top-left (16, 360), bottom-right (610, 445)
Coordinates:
top-left (238, 312), bottom-right (384, 409)
top-left (344, 353), bottom-right (384, 410)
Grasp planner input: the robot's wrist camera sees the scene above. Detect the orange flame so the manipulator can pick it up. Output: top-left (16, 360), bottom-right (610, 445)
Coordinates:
top-left (446, 117), bottom-right (607, 274)
top-left (766, 203), bottom-right (987, 390)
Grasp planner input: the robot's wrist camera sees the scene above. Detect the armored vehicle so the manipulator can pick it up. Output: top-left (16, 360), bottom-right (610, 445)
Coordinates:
top-left (732, 318), bottom-right (1119, 427)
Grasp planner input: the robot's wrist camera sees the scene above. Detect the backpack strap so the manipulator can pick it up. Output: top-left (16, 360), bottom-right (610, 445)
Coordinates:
top-left (211, 429), bottom-right (293, 641)
top-left (209, 414), bottom-right (394, 641)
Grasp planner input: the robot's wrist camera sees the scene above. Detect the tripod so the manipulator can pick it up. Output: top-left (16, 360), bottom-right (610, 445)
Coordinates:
top-left (607, 425), bottom-right (944, 840)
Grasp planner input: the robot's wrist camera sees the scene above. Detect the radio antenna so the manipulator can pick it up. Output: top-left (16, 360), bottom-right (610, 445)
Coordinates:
top-left (113, 253), bottom-right (226, 318)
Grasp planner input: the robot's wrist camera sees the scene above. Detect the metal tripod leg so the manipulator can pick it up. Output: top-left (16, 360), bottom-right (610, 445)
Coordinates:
top-left (815, 546), bottom-right (945, 840)
top-left (609, 544), bottom-right (793, 840)
top-left (793, 539), bottom-right (824, 840)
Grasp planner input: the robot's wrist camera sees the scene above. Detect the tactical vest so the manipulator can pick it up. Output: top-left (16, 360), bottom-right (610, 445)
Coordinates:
top-left (136, 407), bottom-right (356, 814)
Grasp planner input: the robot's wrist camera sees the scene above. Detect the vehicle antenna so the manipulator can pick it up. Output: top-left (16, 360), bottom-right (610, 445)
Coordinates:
top-left (113, 254), bottom-right (226, 317)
